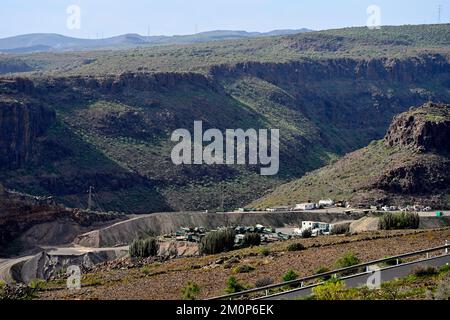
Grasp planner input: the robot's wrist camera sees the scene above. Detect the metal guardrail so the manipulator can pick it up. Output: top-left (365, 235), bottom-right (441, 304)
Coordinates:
top-left (207, 242), bottom-right (450, 300)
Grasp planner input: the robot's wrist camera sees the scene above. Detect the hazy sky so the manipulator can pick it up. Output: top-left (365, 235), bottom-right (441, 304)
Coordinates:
top-left (0, 0), bottom-right (447, 39)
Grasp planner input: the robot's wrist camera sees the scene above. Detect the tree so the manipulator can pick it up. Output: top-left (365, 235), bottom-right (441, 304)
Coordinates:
top-left (129, 237), bottom-right (159, 258)
top-left (200, 228), bottom-right (235, 255)
top-left (242, 233), bottom-right (261, 247)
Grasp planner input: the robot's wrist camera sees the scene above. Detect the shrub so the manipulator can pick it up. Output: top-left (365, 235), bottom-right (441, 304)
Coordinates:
top-left (334, 252), bottom-right (360, 275)
top-left (129, 237), bottom-right (159, 258)
top-left (0, 283), bottom-right (38, 300)
top-left (259, 247), bottom-right (270, 257)
top-left (255, 277), bottom-right (274, 288)
top-left (200, 228), bottom-right (235, 255)
top-left (439, 264), bottom-right (450, 273)
top-left (225, 277), bottom-right (246, 294)
top-left (282, 269), bottom-right (299, 282)
top-left (429, 275), bottom-right (450, 300)
top-left (411, 265), bottom-right (438, 277)
top-left (330, 223), bottom-right (350, 235)
top-left (302, 228), bottom-right (312, 238)
top-left (379, 280), bottom-right (401, 300)
top-left (335, 252), bottom-right (360, 270)
top-left (286, 242), bottom-right (305, 252)
top-left (0, 280), bottom-right (5, 297)
top-left (232, 264), bottom-right (255, 274)
top-left (242, 233), bottom-right (261, 247)
top-left (312, 278), bottom-right (349, 300)
top-left (28, 279), bottom-right (46, 292)
top-left (140, 266), bottom-right (152, 275)
top-left (181, 281), bottom-right (200, 300)
top-left (379, 212), bottom-right (420, 230)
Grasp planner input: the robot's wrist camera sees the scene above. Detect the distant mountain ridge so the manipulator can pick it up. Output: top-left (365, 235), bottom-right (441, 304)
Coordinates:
top-left (0, 29), bottom-right (313, 53)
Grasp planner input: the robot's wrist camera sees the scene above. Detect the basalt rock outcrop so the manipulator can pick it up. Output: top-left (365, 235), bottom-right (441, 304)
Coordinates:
top-left (384, 103), bottom-right (450, 153)
top-left (371, 103), bottom-right (450, 195)
top-left (34, 71), bottom-right (222, 96)
top-left (251, 103), bottom-right (450, 209)
top-left (209, 54), bottom-right (450, 83)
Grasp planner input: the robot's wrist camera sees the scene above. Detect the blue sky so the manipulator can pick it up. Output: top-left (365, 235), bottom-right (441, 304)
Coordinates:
top-left (0, 0), bottom-right (447, 38)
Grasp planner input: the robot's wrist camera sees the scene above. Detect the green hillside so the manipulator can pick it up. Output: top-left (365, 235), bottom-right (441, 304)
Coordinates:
top-left (0, 24), bottom-right (449, 213)
top-left (0, 24), bottom-right (449, 76)
top-left (250, 103), bottom-right (450, 209)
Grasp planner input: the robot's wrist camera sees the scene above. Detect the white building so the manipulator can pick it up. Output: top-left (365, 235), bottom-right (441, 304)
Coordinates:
top-left (301, 221), bottom-right (318, 230)
top-left (301, 221), bottom-right (330, 231)
top-left (295, 203), bottom-right (315, 211)
top-left (294, 221), bottom-right (331, 236)
top-left (319, 199), bottom-right (334, 207)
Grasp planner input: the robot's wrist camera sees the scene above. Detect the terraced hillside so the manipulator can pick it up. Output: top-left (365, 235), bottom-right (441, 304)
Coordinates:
top-left (0, 24), bottom-right (449, 212)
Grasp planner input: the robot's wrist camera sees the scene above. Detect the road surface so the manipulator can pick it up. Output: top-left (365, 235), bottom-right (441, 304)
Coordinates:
top-left (0, 255), bottom-right (34, 282)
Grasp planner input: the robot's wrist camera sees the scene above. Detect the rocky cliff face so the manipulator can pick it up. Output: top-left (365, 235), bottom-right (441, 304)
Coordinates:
top-left (367, 101), bottom-right (450, 206)
top-left (372, 157), bottom-right (450, 194)
top-left (209, 54), bottom-right (450, 83)
top-left (371, 103), bottom-right (450, 194)
top-left (35, 71), bottom-right (221, 96)
top-left (250, 103), bottom-right (450, 209)
top-left (384, 103), bottom-right (450, 153)
top-left (0, 93), bottom-right (55, 169)
top-left (0, 53), bottom-right (448, 213)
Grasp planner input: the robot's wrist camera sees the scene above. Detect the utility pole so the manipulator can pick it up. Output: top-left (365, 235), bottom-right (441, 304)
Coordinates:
top-left (88, 186), bottom-right (93, 211)
top-left (220, 184), bottom-right (225, 212)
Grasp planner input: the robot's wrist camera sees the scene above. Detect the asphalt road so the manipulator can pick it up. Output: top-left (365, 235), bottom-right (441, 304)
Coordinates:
top-left (257, 254), bottom-right (450, 300)
top-left (0, 255), bottom-right (34, 282)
